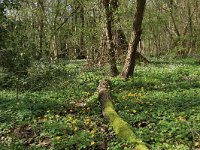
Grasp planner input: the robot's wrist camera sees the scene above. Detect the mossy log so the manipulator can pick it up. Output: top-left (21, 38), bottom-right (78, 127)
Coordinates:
top-left (98, 79), bottom-right (148, 150)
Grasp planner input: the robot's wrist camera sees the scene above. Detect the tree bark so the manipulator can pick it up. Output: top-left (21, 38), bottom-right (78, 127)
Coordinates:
top-left (103, 0), bottom-right (119, 76)
top-left (38, 0), bottom-right (45, 59)
top-left (121, 0), bottom-right (146, 79)
top-left (98, 79), bottom-right (148, 150)
top-left (80, 5), bottom-right (85, 55)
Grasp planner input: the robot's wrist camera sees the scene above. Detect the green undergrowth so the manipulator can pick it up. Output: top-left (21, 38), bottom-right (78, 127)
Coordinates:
top-left (0, 58), bottom-right (200, 150)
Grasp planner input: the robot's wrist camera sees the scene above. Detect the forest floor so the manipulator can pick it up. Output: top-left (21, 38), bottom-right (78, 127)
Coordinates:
top-left (0, 58), bottom-right (200, 150)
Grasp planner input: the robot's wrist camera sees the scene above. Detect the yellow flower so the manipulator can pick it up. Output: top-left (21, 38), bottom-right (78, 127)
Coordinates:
top-left (67, 116), bottom-right (72, 120)
top-left (128, 92), bottom-right (134, 97)
top-left (132, 110), bottom-right (137, 113)
top-left (91, 141), bottom-right (95, 145)
top-left (90, 130), bottom-right (95, 134)
top-left (90, 130), bottom-right (95, 137)
top-left (84, 117), bottom-right (91, 125)
top-left (73, 127), bottom-right (78, 131)
top-left (86, 119), bottom-right (90, 122)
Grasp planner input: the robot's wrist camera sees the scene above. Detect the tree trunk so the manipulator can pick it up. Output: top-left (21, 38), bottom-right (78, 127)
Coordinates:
top-left (121, 0), bottom-right (146, 79)
top-left (38, 0), bottom-right (45, 59)
top-left (114, 27), bottom-right (149, 64)
top-left (51, 0), bottom-right (61, 60)
top-left (103, 0), bottom-right (119, 76)
top-left (80, 5), bottom-right (85, 55)
top-left (98, 79), bottom-right (148, 150)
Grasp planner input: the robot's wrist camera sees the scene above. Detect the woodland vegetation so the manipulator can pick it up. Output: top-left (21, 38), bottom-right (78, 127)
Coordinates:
top-left (0, 0), bottom-right (200, 149)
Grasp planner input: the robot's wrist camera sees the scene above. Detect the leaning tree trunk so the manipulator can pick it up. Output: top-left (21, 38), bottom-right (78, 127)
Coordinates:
top-left (103, 0), bottom-right (119, 76)
top-left (98, 79), bottom-right (148, 150)
top-left (114, 27), bottom-right (149, 64)
top-left (121, 0), bottom-right (146, 79)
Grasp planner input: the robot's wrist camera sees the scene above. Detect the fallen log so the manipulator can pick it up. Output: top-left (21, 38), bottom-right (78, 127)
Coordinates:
top-left (98, 79), bottom-right (148, 150)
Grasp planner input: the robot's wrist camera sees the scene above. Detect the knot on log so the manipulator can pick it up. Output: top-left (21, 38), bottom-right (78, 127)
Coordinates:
top-left (98, 79), bottom-right (112, 110)
top-left (98, 79), bottom-right (111, 91)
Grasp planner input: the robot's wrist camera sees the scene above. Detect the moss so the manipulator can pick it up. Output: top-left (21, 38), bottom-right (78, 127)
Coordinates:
top-left (104, 100), bottom-right (148, 150)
